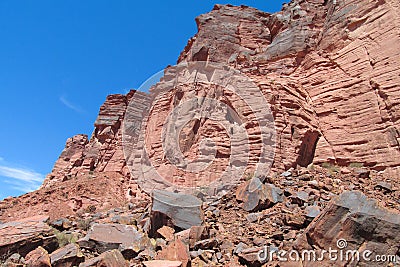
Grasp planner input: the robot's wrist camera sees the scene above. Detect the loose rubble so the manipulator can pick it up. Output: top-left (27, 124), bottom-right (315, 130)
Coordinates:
top-left (0, 166), bottom-right (398, 266)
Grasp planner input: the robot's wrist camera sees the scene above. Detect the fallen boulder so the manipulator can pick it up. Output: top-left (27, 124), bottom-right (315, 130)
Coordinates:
top-left (157, 226), bottom-right (175, 241)
top-left (0, 216), bottom-right (58, 260)
top-left (50, 218), bottom-right (72, 231)
top-left (284, 213), bottom-right (306, 229)
top-left (188, 226), bottom-right (209, 249)
top-left (237, 247), bottom-right (266, 267)
top-left (151, 190), bottom-right (203, 232)
top-left (236, 179), bottom-right (283, 211)
top-left (304, 206), bottom-right (321, 219)
top-left (50, 243), bottom-right (84, 267)
top-left (294, 191), bottom-right (400, 266)
top-left (24, 246), bottom-right (51, 267)
top-left (78, 249), bottom-right (128, 267)
top-left (156, 239), bottom-right (190, 267)
top-left (78, 223), bottom-right (149, 258)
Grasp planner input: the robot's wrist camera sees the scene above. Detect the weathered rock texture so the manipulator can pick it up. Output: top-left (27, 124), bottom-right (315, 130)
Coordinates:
top-left (0, 93), bottom-right (148, 222)
top-left (294, 191), bottom-right (400, 266)
top-left (0, 0), bottom-right (399, 221)
top-left (50, 243), bottom-right (85, 267)
top-left (78, 249), bottom-right (128, 267)
top-left (0, 216), bottom-right (57, 260)
top-left (151, 190), bottom-right (203, 232)
top-left (78, 223), bottom-right (150, 256)
top-left (178, 0), bottom-right (400, 171)
top-left (24, 246), bottom-right (51, 267)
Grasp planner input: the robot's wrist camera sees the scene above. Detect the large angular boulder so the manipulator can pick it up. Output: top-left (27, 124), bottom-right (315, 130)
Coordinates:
top-left (24, 246), bottom-right (51, 267)
top-left (294, 191), bottom-right (400, 267)
top-left (156, 239), bottom-right (190, 267)
top-left (237, 247), bottom-right (266, 267)
top-left (151, 190), bottom-right (203, 232)
top-left (78, 250), bottom-right (128, 267)
top-left (50, 243), bottom-right (84, 267)
top-left (0, 216), bottom-right (57, 259)
top-left (78, 223), bottom-right (149, 258)
top-left (188, 226), bottom-right (209, 249)
top-left (236, 179), bottom-right (283, 212)
top-left (50, 218), bottom-right (72, 231)
top-left (157, 226), bottom-right (175, 241)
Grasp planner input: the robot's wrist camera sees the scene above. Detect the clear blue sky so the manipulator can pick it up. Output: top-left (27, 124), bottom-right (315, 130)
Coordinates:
top-left (0, 0), bottom-right (286, 200)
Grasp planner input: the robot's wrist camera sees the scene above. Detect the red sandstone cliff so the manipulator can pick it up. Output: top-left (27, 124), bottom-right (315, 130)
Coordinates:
top-left (0, 1), bottom-right (399, 266)
top-left (1, 0), bottom-right (399, 221)
top-left (177, 0), bottom-right (400, 171)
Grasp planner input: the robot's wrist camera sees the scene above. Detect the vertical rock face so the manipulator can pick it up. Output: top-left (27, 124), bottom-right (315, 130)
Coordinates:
top-left (0, 1), bottom-right (399, 266)
top-left (0, 0), bottom-right (399, 222)
top-left (40, 0), bottom-right (400, 188)
top-left (178, 0), bottom-right (400, 171)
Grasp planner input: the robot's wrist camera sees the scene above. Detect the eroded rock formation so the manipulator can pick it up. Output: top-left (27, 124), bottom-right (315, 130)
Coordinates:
top-left (0, 0), bottom-right (399, 265)
top-left (22, 0), bottom-right (400, 207)
top-left (178, 0), bottom-right (400, 171)
top-left (1, 0), bottom-right (397, 222)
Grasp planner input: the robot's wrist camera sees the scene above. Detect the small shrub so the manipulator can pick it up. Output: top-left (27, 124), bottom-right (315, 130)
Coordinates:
top-left (349, 162), bottom-right (363, 168)
top-left (55, 230), bottom-right (78, 247)
top-left (85, 205), bottom-right (96, 213)
top-left (321, 162), bottom-right (340, 174)
top-left (244, 172), bottom-right (254, 181)
top-left (77, 218), bottom-right (92, 231)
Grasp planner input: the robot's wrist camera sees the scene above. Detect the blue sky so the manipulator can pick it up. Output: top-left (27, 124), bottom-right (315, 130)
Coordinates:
top-left (0, 0), bottom-right (286, 200)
